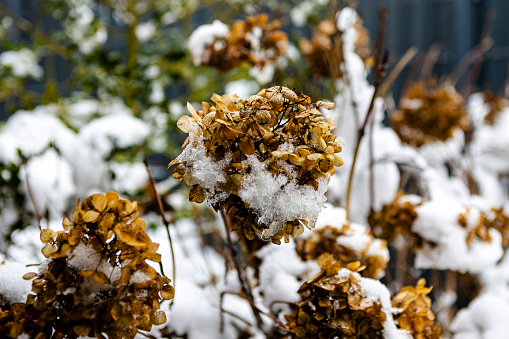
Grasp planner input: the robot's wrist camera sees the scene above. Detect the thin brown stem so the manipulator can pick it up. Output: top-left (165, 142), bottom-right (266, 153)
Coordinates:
top-left (143, 156), bottom-right (176, 304)
top-left (219, 209), bottom-right (264, 329)
top-left (345, 5), bottom-right (386, 221)
top-left (367, 47), bottom-right (417, 213)
top-left (368, 109), bottom-right (376, 214)
top-left (378, 47), bottom-right (418, 98)
top-left (220, 291), bottom-right (287, 330)
top-left (448, 11), bottom-right (495, 93)
top-left (419, 44), bottom-right (442, 83)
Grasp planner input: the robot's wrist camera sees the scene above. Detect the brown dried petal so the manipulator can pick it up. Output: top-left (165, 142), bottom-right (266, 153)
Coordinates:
top-left (40, 229), bottom-right (56, 243)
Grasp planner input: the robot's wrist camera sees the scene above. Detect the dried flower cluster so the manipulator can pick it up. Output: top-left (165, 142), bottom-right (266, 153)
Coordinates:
top-left (368, 195), bottom-right (426, 249)
top-left (458, 207), bottom-right (509, 247)
top-left (197, 14), bottom-right (288, 71)
top-left (482, 91), bottom-right (508, 125)
top-left (170, 86), bottom-right (343, 243)
top-left (300, 16), bottom-right (372, 80)
top-left (391, 82), bottom-right (469, 147)
top-left (19, 192), bottom-right (173, 339)
top-left (282, 253), bottom-right (386, 338)
top-left (0, 302), bottom-right (50, 338)
top-left (296, 225), bottom-right (388, 279)
top-left (392, 279), bottom-right (442, 339)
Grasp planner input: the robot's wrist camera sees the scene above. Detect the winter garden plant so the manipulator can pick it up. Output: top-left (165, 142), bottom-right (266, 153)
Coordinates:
top-left (0, 1), bottom-right (509, 338)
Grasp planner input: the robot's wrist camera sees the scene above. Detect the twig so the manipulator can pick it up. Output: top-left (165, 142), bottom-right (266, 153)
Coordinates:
top-left (378, 47), bottom-right (418, 98)
top-left (345, 5), bottom-right (386, 221)
top-left (419, 44), bottom-right (442, 83)
top-left (220, 291), bottom-right (288, 331)
top-left (143, 156), bottom-right (176, 305)
top-left (22, 156), bottom-right (42, 229)
top-left (447, 11), bottom-right (495, 92)
top-left (461, 11), bottom-right (496, 97)
top-left (219, 209), bottom-right (264, 329)
top-left (219, 306), bottom-right (254, 331)
top-left (367, 47), bottom-right (418, 213)
top-left (368, 108), bottom-right (376, 214)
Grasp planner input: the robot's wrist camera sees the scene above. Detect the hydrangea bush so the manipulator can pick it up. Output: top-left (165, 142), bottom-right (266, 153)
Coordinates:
top-left (0, 1), bottom-right (508, 339)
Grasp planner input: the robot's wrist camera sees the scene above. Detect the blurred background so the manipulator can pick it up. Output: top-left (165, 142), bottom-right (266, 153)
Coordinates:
top-left (2, 0), bottom-right (508, 117)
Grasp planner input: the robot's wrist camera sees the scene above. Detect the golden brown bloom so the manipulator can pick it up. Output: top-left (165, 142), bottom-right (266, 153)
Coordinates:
top-left (282, 253), bottom-right (387, 338)
top-left (20, 192), bottom-right (173, 339)
top-left (170, 86), bottom-right (343, 243)
top-left (0, 302), bottom-right (51, 338)
top-left (195, 14), bottom-right (288, 71)
top-left (296, 225), bottom-right (388, 279)
top-left (368, 194), bottom-right (427, 249)
top-left (391, 82), bottom-right (469, 147)
top-left (482, 91), bottom-right (508, 125)
top-left (458, 207), bottom-right (509, 247)
top-left (300, 15), bottom-right (372, 80)
top-left (392, 279), bottom-right (442, 339)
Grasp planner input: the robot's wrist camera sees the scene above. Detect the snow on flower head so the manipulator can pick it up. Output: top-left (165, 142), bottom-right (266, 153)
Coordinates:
top-left (188, 20), bottom-right (230, 66)
top-left (188, 14), bottom-right (288, 71)
top-left (18, 192), bottom-right (173, 338)
top-left (297, 204), bottom-right (389, 280)
top-left (280, 253), bottom-right (437, 339)
top-left (170, 86), bottom-right (343, 243)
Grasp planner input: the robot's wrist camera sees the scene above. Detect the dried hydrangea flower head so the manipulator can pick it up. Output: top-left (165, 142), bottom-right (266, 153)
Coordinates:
top-left (191, 14), bottom-right (288, 71)
top-left (458, 207), bottom-right (509, 247)
top-left (0, 302), bottom-right (51, 338)
top-left (368, 194), bottom-right (426, 249)
top-left (391, 81), bottom-right (469, 147)
top-left (392, 279), bottom-right (442, 339)
top-left (282, 253), bottom-right (387, 338)
top-left (22, 192), bottom-right (174, 339)
top-left (170, 86), bottom-right (343, 243)
top-left (300, 13), bottom-right (372, 80)
top-left (296, 225), bottom-right (388, 279)
top-left (482, 90), bottom-right (508, 125)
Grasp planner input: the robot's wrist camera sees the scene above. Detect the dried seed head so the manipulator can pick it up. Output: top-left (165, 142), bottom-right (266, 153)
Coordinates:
top-left (170, 86), bottom-right (344, 243)
top-left (25, 192), bottom-right (174, 337)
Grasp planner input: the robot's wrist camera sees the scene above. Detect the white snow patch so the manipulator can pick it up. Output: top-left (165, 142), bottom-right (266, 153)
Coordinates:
top-left (188, 20), bottom-right (229, 66)
top-left (239, 155), bottom-right (329, 239)
top-left (0, 49), bottom-right (43, 78)
top-left (0, 261), bottom-right (33, 305)
top-left (79, 114), bottom-right (150, 157)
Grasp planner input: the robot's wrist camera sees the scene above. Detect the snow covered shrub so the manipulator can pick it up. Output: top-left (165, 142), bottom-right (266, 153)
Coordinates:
top-left (16, 192), bottom-right (173, 339)
top-left (170, 86), bottom-right (343, 243)
top-left (188, 14), bottom-right (288, 71)
top-left (391, 81), bottom-right (470, 147)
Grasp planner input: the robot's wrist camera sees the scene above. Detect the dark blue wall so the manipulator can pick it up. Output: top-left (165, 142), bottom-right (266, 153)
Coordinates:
top-left (357, 0), bottom-right (509, 98)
